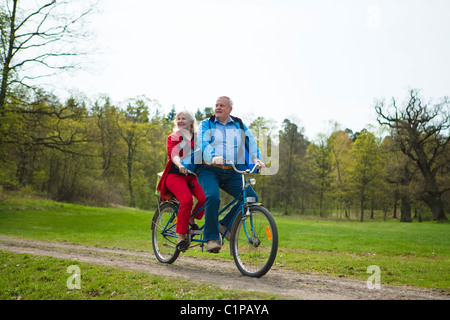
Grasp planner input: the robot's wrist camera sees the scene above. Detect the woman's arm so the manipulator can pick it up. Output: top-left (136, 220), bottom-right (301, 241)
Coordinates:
top-left (167, 133), bottom-right (188, 174)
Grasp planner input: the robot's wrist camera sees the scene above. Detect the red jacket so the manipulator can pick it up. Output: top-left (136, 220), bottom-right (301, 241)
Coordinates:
top-left (157, 132), bottom-right (195, 201)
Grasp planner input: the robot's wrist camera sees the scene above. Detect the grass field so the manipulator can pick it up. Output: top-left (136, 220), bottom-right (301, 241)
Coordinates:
top-left (1, 194), bottom-right (449, 299)
top-left (0, 252), bottom-right (278, 300)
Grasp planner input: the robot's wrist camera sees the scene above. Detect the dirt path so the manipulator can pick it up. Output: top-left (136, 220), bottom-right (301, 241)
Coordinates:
top-left (0, 236), bottom-right (448, 300)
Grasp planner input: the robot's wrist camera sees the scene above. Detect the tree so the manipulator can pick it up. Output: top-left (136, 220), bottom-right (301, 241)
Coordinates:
top-left (166, 105), bottom-right (176, 122)
top-left (380, 136), bottom-right (418, 222)
top-left (11, 93), bottom-right (93, 201)
top-left (277, 119), bottom-right (308, 215)
top-left (348, 129), bottom-right (383, 221)
top-left (306, 134), bottom-right (332, 217)
top-left (203, 107), bottom-right (214, 118)
top-left (195, 108), bottom-right (204, 121)
top-left (327, 128), bottom-right (353, 218)
top-left (376, 89), bottom-right (449, 221)
top-left (0, 0), bottom-right (97, 112)
top-left (91, 95), bottom-right (121, 178)
top-left (117, 98), bottom-right (151, 207)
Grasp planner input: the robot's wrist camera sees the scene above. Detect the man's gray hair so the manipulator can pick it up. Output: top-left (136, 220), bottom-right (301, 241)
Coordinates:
top-left (218, 96), bottom-right (233, 108)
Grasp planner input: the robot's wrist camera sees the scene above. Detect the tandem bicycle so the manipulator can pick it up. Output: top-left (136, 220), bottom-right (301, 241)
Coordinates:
top-left (151, 160), bottom-right (278, 278)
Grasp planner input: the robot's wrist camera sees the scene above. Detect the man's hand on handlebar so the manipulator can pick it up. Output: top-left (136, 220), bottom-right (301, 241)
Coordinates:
top-left (211, 156), bottom-right (225, 166)
top-left (253, 158), bottom-right (266, 169)
top-left (212, 157), bottom-right (265, 170)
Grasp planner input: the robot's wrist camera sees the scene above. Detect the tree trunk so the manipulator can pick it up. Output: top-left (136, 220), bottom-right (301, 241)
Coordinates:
top-left (127, 153), bottom-right (135, 208)
top-left (319, 190), bottom-right (324, 217)
top-left (360, 187), bottom-right (365, 222)
top-left (393, 190), bottom-right (398, 219)
top-left (400, 195), bottom-right (412, 222)
top-left (424, 194), bottom-right (447, 221)
top-left (370, 196), bottom-right (375, 219)
top-left (417, 161), bottom-right (447, 221)
top-left (0, 0), bottom-right (17, 113)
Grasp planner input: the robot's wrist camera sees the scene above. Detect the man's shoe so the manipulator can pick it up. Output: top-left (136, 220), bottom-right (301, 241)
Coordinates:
top-left (219, 222), bottom-right (231, 241)
top-left (206, 240), bottom-right (221, 253)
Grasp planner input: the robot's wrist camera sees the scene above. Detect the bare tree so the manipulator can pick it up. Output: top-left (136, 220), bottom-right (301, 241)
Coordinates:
top-left (0, 0), bottom-right (98, 112)
top-left (375, 89), bottom-right (449, 221)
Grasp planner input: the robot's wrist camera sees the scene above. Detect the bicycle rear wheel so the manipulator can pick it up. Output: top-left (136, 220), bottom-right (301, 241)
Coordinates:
top-left (230, 206), bottom-right (278, 278)
top-left (152, 201), bottom-right (180, 264)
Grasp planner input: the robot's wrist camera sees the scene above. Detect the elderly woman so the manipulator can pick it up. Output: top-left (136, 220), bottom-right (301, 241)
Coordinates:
top-left (157, 110), bottom-right (205, 251)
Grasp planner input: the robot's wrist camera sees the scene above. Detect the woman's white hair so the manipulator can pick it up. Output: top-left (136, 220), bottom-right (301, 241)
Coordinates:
top-left (173, 110), bottom-right (197, 134)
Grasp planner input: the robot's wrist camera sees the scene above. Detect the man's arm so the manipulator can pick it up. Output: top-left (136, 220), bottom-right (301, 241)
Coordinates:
top-left (242, 123), bottom-right (265, 167)
top-left (198, 119), bottom-right (215, 164)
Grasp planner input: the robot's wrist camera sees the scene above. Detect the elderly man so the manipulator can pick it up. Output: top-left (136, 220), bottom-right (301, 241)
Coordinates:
top-left (196, 96), bottom-right (265, 253)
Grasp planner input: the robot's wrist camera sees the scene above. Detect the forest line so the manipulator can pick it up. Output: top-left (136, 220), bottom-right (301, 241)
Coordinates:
top-left (0, 88), bottom-right (448, 222)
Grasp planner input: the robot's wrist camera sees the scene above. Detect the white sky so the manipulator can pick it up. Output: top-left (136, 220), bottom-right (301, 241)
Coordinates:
top-left (58, 0), bottom-right (450, 140)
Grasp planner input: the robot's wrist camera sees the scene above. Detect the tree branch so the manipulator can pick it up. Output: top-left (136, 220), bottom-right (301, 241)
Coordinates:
top-left (14, 1), bottom-right (56, 32)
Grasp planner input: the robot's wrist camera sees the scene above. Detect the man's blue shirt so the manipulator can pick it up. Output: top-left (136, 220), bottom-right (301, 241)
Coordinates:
top-left (180, 115), bottom-right (261, 172)
top-left (196, 116), bottom-right (260, 169)
top-left (210, 117), bottom-right (240, 163)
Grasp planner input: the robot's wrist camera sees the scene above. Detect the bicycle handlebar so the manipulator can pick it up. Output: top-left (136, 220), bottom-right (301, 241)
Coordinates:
top-left (224, 159), bottom-right (260, 175)
top-left (186, 170), bottom-right (196, 176)
top-left (183, 160), bottom-right (260, 175)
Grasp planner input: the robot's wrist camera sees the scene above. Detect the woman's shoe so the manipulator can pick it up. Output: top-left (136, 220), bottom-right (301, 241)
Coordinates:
top-left (176, 240), bottom-right (189, 252)
top-left (189, 222), bottom-right (199, 230)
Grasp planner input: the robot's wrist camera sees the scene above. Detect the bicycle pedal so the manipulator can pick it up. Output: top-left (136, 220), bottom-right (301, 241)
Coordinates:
top-left (188, 230), bottom-right (203, 235)
top-left (177, 245), bottom-right (189, 252)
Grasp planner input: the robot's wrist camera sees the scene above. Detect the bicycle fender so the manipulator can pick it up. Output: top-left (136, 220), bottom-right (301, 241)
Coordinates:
top-left (247, 202), bottom-right (264, 207)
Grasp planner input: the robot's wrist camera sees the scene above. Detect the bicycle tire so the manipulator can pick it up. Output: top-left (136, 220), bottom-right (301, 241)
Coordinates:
top-left (152, 201), bottom-right (180, 264)
top-left (230, 205), bottom-right (278, 278)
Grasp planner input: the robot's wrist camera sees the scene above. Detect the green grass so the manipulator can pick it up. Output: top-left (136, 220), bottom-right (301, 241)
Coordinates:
top-left (1, 194), bottom-right (449, 297)
top-left (274, 217), bottom-right (449, 289)
top-left (0, 196), bottom-right (154, 249)
top-left (278, 217), bottom-right (449, 256)
top-left (0, 252), bottom-right (278, 300)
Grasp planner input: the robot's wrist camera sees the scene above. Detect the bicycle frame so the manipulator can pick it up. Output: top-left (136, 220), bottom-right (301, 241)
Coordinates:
top-left (153, 160), bottom-right (278, 277)
top-left (157, 160), bottom-right (261, 250)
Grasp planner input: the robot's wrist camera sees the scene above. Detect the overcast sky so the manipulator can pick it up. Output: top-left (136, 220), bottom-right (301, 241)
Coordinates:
top-left (58, 0), bottom-right (450, 140)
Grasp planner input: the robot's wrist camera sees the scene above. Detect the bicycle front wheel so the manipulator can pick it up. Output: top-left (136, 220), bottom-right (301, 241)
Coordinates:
top-left (152, 201), bottom-right (180, 264)
top-left (230, 206), bottom-right (278, 278)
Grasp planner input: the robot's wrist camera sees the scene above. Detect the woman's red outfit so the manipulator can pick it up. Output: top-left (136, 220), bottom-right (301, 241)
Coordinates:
top-left (157, 132), bottom-right (205, 235)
